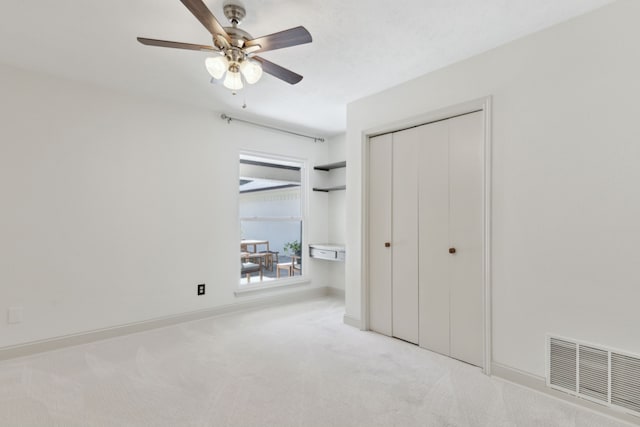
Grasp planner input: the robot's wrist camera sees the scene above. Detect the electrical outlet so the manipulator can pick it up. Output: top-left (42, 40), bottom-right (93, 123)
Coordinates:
top-left (197, 284), bottom-right (205, 295)
top-left (8, 306), bottom-right (23, 324)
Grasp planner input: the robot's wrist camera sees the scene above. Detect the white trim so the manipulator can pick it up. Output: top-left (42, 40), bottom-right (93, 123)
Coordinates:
top-left (482, 97), bottom-right (493, 375)
top-left (545, 333), bottom-right (552, 388)
top-left (343, 314), bottom-right (361, 329)
top-left (240, 151), bottom-right (306, 167)
top-left (492, 362), bottom-right (639, 426)
top-left (359, 96), bottom-right (493, 375)
top-left (0, 286), bottom-right (330, 362)
top-left (234, 278), bottom-right (311, 295)
top-left (360, 122), bottom-right (371, 332)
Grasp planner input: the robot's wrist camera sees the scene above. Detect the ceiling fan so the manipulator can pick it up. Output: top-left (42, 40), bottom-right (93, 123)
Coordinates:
top-left (137, 0), bottom-right (312, 92)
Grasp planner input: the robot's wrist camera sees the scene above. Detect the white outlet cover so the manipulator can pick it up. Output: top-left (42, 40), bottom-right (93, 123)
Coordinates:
top-left (8, 306), bottom-right (23, 324)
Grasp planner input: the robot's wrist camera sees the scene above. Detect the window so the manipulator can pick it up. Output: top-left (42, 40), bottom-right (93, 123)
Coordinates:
top-left (239, 154), bottom-right (304, 286)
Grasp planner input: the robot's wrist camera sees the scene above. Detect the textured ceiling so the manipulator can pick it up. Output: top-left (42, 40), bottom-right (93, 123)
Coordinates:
top-left (0, 0), bottom-right (614, 136)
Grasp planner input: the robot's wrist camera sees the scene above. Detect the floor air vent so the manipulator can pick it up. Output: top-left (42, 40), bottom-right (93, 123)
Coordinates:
top-left (547, 335), bottom-right (640, 418)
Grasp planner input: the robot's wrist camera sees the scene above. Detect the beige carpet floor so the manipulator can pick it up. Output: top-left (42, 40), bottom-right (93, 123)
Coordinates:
top-left (0, 297), bottom-right (633, 426)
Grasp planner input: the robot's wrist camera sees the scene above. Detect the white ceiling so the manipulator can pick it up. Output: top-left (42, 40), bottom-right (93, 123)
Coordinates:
top-left (0, 0), bottom-right (614, 136)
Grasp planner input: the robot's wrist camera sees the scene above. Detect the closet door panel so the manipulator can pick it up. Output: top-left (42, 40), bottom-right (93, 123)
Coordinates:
top-left (368, 134), bottom-right (393, 336)
top-left (417, 120), bottom-right (451, 355)
top-left (391, 128), bottom-right (420, 344)
top-left (449, 111), bottom-right (484, 367)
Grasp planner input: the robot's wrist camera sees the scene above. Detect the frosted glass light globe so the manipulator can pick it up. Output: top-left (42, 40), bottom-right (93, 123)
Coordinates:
top-left (223, 70), bottom-right (244, 91)
top-left (205, 56), bottom-right (229, 80)
top-left (240, 59), bottom-right (263, 84)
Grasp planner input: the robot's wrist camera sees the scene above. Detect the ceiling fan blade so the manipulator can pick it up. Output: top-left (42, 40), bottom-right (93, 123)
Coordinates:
top-left (180, 0), bottom-right (231, 42)
top-left (253, 56), bottom-right (303, 85)
top-left (137, 37), bottom-right (219, 52)
top-left (245, 26), bottom-right (312, 53)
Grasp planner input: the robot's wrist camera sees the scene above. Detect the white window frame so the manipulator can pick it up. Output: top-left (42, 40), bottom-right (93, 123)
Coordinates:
top-left (236, 150), bottom-right (309, 293)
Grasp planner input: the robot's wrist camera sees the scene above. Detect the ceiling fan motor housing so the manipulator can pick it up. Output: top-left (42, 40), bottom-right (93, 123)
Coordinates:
top-left (222, 27), bottom-right (253, 48)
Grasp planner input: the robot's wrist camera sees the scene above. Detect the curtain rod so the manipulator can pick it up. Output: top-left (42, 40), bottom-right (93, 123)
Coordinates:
top-left (220, 114), bottom-right (325, 143)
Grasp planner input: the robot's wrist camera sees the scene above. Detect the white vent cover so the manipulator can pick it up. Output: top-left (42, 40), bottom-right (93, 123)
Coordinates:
top-left (547, 335), bottom-right (640, 418)
top-left (579, 345), bottom-right (608, 402)
top-left (549, 338), bottom-right (577, 391)
top-left (611, 353), bottom-right (640, 414)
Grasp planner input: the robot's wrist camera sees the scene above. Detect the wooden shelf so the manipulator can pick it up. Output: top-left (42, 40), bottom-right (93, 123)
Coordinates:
top-left (313, 161), bottom-right (346, 171)
top-left (313, 185), bottom-right (346, 192)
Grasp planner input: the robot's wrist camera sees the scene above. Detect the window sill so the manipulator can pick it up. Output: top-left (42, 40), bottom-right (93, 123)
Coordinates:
top-left (234, 276), bottom-right (311, 296)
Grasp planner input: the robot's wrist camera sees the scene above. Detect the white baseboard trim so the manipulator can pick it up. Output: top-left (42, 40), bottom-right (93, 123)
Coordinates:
top-left (0, 286), bottom-right (330, 362)
top-left (234, 277), bottom-right (311, 295)
top-left (327, 287), bottom-right (345, 298)
top-left (491, 362), bottom-right (639, 426)
top-left (343, 314), bottom-right (361, 329)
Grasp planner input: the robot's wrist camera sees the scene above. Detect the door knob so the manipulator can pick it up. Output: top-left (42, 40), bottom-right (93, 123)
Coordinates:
top-left (385, 242), bottom-right (391, 248)
top-left (449, 247), bottom-right (456, 254)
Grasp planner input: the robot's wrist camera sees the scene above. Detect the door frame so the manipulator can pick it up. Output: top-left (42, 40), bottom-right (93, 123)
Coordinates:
top-left (360, 96), bottom-right (493, 374)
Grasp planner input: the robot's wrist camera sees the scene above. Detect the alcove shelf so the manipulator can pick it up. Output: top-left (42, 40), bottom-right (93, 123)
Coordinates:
top-left (313, 161), bottom-right (346, 171)
top-left (312, 185), bottom-right (346, 192)
top-left (313, 161), bottom-right (346, 192)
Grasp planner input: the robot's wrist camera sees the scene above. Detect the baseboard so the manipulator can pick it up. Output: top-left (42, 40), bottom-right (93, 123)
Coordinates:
top-left (0, 286), bottom-right (330, 362)
top-left (491, 362), bottom-right (640, 426)
top-left (490, 362), bottom-right (547, 390)
top-left (343, 314), bottom-right (361, 329)
top-left (327, 287), bottom-right (345, 298)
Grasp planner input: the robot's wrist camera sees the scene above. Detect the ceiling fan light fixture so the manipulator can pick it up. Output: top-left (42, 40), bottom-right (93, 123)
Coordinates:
top-left (205, 55), bottom-right (229, 79)
top-left (240, 59), bottom-right (263, 84)
top-left (138, 1), bottom-right (312, 89)
top-left (224, 69), bottom-right (244, 91)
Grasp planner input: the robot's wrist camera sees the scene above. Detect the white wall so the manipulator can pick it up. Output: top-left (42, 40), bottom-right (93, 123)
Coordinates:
top-left (0, 63), bottom-right (332, 348)
top-left (346, 0), bottom-right (640, 377)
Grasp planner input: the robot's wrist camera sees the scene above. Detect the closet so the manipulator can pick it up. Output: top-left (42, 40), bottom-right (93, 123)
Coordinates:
top-left (368, 111), bottom-right (484, 367)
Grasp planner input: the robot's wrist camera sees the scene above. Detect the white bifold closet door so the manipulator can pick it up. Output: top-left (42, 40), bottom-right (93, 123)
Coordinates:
top-left (368, 134), bottom-right (393, 337)
top-left (368, 111), bottom-right (484, 367)
top-left (391, 127), bottom-right (420, 344)
top-left (418, 112), bottom-right (484, 367)
top-left (447, 112), bottom-right (484, 367)
top-left (417, 120), bottom-right (450, 355)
